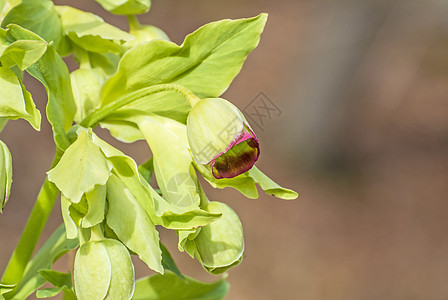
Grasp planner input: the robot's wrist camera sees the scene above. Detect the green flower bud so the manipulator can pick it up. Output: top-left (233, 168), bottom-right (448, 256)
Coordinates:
top-left (187, 98), bottom-right (259, 179)
top-left (74, 239), bottom-right (134, 300)
top-left (0, 140), bottom-right (12, 213)
top-left (192, 201), bottom-right (244, 274)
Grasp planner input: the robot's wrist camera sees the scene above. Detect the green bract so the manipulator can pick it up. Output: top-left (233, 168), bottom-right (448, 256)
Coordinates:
top-left (0, 3), bottom-right (298, 300)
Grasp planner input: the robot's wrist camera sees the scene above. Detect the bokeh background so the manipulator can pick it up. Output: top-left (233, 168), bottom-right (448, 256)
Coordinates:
top-left (2, 0), bottom-right (448, 299)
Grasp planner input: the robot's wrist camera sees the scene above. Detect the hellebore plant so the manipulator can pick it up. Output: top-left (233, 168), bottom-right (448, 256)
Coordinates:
top-left (0, 0), bottom-right (298, 299)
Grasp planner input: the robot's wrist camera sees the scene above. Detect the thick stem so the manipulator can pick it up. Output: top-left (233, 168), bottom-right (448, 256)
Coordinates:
top-left (1, 150), bottom-right (62, 287)
top-left (80, 83), bottom-right (201, 128)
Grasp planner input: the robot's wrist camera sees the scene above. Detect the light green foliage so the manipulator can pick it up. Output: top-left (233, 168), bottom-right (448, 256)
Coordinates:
top-left (26, 43), bottom-right (76, 150)
top-left (56, 6), bottom-right (134, 54)
top-left (95, 0), bottom-right (151, 15)
top-left (90, 128), bottom-right (221, 230)
top-left (0, 40), bottom-right (47, 70)
top-left (106, 174), bottom-right (163, 274)
top-left (12, 225), bottom-right (78, 300)
top-left (0, 3), bottom-right (299, 299)
top-left (47, 129), bottom-right (112, 203)
top-left (1, 0), bottom-right (64, 51)
top-left (132, 271), bottom-right (229, 300)
top-left (0, 24), bottom-right (76, 149)
top-left (98, 14), bottom-right (267, 137)
top-left (0, 66), bottom-right (40, 130)
top-left (70, 68), bottom-right (107, 123)
top-left (36, 270), bottom-right (75, 299)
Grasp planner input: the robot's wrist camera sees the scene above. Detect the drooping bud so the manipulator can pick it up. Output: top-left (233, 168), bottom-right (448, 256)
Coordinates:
top-left (187, 98), bottom-right (259, 179)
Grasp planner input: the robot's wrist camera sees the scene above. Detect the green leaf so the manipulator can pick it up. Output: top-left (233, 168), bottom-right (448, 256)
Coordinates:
top-left (100, 119), bottom-right (145, 143)
top-left (56, 5), bottom-right (134, 54)
top-left (88, 131), bottom-right (221, 230)
top-left (11, 24), bottom-right (76, 149)
top-left (36, 287), bottom-right (64, 298)
top-left (132, 271), bottom-right (229, 300)
top-left (138, 157), bottom-right (153, 184)
top-left (106, 174), bottom-right (163, 274)
top-left (38, 270), bottom-right (72, 289)
top-left (94, 0), bottom-right (151, 15)
top-left (193, 157), bottom-right (258, 198)
top-left (70, 67), bottom-right (107, 123)
top-left (86, 51), bottom-right (120, 75)
top-left (191, 201), bottom-right (244, 275)
top-left (249, 167), bottom-right (298, 199)
top-left (1, 0), bottom-right (64, 51)
top-left (195, 163), bottom-right (298, 200)
top-left (13, 225), bottom-right (78, 300)
top-left (82, 184), bottom-right (106, 228)
top-left (0, 39), bottom-right (47, 70)
top-left (99, 13), bottom-right (267, 126)
top-left (160, 243), bottom-right (184, 281)
top-left (0, 66), bottom-right (41, 130)
top-left (47, 129), bottom-right (112, 203)
top-left (0, 283), bottom-right (15, 296)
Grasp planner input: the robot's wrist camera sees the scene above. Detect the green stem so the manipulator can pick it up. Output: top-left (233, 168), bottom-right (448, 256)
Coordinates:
top-left (1, 150), bottom-right (62, 287)
top-left (127, 15), bottom-right (140, 31)
top-left (80, 83), bottom-right (201, 128)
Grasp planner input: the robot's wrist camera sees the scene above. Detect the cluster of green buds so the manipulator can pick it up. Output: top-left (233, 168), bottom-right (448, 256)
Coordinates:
top-left (0, 0), bottom-right (298, 298)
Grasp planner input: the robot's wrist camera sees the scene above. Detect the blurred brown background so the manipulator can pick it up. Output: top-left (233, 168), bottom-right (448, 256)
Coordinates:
top-left (2, 0), bottom-right (448, 299)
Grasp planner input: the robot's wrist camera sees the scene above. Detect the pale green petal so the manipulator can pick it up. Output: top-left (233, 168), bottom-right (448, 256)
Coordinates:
top-left (0, 39), bottom-right (47, 70)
